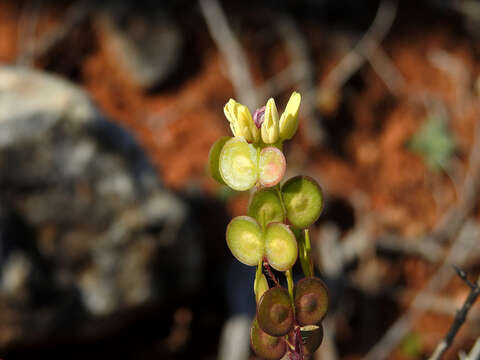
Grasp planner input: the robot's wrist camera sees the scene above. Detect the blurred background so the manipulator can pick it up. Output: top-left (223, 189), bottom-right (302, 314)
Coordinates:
top-left (0, 0), bottom-right (480, 359)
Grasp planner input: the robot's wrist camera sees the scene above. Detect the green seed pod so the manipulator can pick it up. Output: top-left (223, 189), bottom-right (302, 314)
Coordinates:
top-left (258, 147), bottom-right (286, 187)
top-left (264, 223), bottom-right (297, 272)
top-left (208, 136), bottom-right (231, 184)
top-left (219, 137), bottom-right (259, 191)
top-left (255, 273), bottom-right (269, 304)
top-left (281, 176), bottom-right (323, 229)
top-left (226, 216), bottom-right (263, 266)
top-left (301, 324), bottom-right (324, 357)
top-left (294, 277), bottom-right (329, 326)
top-left (248, 188), bottom-right (285, 229)
top-left (257, 287), bottom-right (294, 337)
top-left (250, 318), bottom-right (287, 360)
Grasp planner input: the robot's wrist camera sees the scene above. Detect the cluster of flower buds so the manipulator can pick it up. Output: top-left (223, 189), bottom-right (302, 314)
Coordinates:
top-left (224, 92), bottom-right (301, 145)
top-left (209, 92), bottom-right (329, 360)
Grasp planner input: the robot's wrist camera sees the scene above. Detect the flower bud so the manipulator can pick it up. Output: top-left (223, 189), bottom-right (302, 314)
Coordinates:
top-left (223, 99), bottom-right (259, 143)
top-left (236, 105), bottom-right (260, 143)
top-left (253, 106), bottom-right (265, 129)
top-left (279, 92), bottom-right (301, 140)
top-left (261, 98), bottom-right (279, 144)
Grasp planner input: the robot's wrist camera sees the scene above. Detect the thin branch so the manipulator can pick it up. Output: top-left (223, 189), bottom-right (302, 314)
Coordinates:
top-left (450, 0), bottom-right (480, 21)
top-left (320, 0), bottom-right (401, 92)
top-left (464, 337), bottom-right (480, 360)
top-left (16, 1), bottom-right (92, 65)
top-left (199, 0), bottom-right (259, 109)
top-left (428, 272), bottom-right (480, 360)
top-left (16, 0), bottom-right (43, 66)
top-left (32, 0), bottom-right (91, 59)
top-left (362, 220), bottom-right (480, 360)
top-left (367, 45), bottom-right (405, 95)
top-left (398, 291), bottom-right (480, 321)
top-left (375, 233), bottom-right (444, 263)
top-left (272, 13), bottom-right (325, 145)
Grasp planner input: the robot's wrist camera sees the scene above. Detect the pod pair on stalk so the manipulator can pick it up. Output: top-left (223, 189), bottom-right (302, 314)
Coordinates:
top-left (209, 136), bottom-right (286, 191)
top-left (226, 177), bottom-right (323, 271)
top-left (251, 277), bottom-right (329, 360)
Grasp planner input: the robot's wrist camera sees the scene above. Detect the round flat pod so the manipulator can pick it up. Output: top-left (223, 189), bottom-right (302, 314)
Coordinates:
top-left (257, 287), bottom-right (294, 337)
top-left (301, 324), bottom-right (324, 357)
top-left (258, 147), bottom-right (286, 187)
top-left (250, 318), bottom-right (287, 360)
top-left (294, 277), bottom-right (329, 326)
top-left (264, 223), bottom-right (297, 272)
top-left (219, 137), bottom-right (258, 191)
top-left (208, 136), bottom-right (231, 184)
top-left (248, 188), bottom-right (285, 229)
top-left (226, 216), bottom-right (263, 266)
top-left (281, 176), bottom-right (323, 229)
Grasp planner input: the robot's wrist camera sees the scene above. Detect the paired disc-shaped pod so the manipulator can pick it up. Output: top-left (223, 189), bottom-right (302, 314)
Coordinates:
top-left (248, 188), bottom-right (285, 229)
top-left (226, 217), bottom-right (297, 271)
top-left (250, 318), bottom-right (287, 360)
top-left (256, 277), bottom-right (328, 338)
top-left (257, 287), bottom-right (294, 337)
top-left (294, 277), bottom-right (329, 326)
top-left (250, 320), bottom-right (324, 360)
top-left (300, 324), bottom-right (324, 356)
top-left (208, 137), bottom-right (286, 191)
top-left (281, 176), bottom-right (324, 229)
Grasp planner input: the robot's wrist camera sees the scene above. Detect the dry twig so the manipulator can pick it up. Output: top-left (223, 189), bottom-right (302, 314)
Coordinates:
top-left (428, 269), bottom-right (480, 360)
top-left (362, 220), bottom-right (480, 360)
top-left (33, 0), bottom-right (91, 59)
top-left (397, 290), bottom-right (480, 321)
top-left (272, 14), bottom-right (325, 145)
top-left (320, 0), bottom-right (404, 95)
top-left (461, 337), bottom-right (480, 360)
top-left (16, 0), bottom-right (43, 66)
top-left (199, 0), bottom-right (259, 109)
top-left (17, 0), bottom-right (91, 65)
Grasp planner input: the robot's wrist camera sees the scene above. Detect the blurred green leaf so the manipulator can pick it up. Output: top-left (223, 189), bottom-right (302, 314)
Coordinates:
top-left (400, 332), bottom-right (423, 358)
top-left (406, 114), bottom-right (456, 171)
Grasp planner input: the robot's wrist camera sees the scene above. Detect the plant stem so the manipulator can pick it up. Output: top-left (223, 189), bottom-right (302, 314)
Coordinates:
top-left (274, 183), bottom-right (287, 223)
top-left (304, 228), bottom-right (314, 277)
top-left (263, 259), bottom-right (280, 286)
top-left (298, 228), bottom-right (314, 277)
top-left (286, 268), bottom-right (294, 304)
top-left (254, 258), bottom-right (263, 301)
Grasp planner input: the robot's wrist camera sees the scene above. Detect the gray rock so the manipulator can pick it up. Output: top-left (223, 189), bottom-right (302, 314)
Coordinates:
top-left (0, 66), bottom-right (203, 345)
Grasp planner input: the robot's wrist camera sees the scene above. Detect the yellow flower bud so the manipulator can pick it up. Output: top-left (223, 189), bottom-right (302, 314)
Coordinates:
top-left (261, 98), bottom-right (279, 144)
top-left (224, 99), bottom-right (236, 123)
top-left (279, 92), bottom-right (301, 140)
top-left (223, 99), bottom-right (259, 143)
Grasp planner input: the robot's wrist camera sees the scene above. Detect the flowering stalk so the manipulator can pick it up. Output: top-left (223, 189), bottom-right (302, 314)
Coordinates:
top-left (208, 92), bottom-right (329, 360)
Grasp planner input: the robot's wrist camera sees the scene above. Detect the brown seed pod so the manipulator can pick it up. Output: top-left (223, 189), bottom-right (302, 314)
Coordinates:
top-left (257, 287), bottom-right (294, 337)
top-left (301, 324), bottom-right (324, 357)
top-left (294, 277), bottom-right (329, 326)
top-left (250, 318), bottom-right (287, 360)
